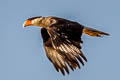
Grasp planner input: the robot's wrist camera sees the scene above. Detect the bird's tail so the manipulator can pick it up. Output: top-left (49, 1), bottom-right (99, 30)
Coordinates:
top-left (82, 27), bottom-right (109, 37)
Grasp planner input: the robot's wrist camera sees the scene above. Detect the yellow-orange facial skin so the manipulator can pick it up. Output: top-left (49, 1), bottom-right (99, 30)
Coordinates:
top-left (23, 20), bottom-right (32, 28)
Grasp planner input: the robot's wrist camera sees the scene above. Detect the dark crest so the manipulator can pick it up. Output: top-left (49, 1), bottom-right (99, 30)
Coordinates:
top-left (27, 16), bottom-right (42, 20)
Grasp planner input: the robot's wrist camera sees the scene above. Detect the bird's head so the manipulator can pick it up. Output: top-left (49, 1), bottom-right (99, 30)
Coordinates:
top-left (23, 16), bottom-right (44, 28)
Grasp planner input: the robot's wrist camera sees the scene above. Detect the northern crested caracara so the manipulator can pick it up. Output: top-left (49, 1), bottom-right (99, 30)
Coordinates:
top-left (23, 16), bottom-right (109, 75)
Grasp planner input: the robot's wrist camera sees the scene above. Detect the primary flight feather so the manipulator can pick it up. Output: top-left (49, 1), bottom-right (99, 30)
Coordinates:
top-left (23, 16), bottom-right (109, 75)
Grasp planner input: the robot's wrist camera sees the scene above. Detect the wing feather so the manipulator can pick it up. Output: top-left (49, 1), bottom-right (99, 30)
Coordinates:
top-left (47, 28), bottom-right (87, 70)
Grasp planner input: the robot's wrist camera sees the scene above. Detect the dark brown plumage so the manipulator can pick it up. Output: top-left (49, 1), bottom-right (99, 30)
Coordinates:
top-left (23, 16), bottom-right (109, 75)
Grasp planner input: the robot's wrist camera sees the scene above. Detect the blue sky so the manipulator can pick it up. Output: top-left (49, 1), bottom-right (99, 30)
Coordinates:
top-left (0, 0), bottom-right (120, 80)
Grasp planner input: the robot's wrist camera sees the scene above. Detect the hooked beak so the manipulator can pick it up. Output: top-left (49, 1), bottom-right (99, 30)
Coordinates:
top-left (23, 20), bottom-right (32, 28)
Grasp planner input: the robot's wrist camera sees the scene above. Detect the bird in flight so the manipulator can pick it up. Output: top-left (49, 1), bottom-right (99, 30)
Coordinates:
top-left (23, 16), bottom-right (109, 75)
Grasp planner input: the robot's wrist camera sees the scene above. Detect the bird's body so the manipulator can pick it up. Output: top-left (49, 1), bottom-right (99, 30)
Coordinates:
top-left (23, 16), bottom-right (109, 75)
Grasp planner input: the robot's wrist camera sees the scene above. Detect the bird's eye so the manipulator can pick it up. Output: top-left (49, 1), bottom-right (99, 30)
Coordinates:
top-left (50, 19), bottom-right (56, 24)
top-left (50, 20), bottom-right (53, 23)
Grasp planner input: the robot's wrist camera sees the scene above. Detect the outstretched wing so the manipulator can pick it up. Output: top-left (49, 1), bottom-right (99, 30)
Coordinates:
top-left (41, 19), bottom-right (87, 75)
